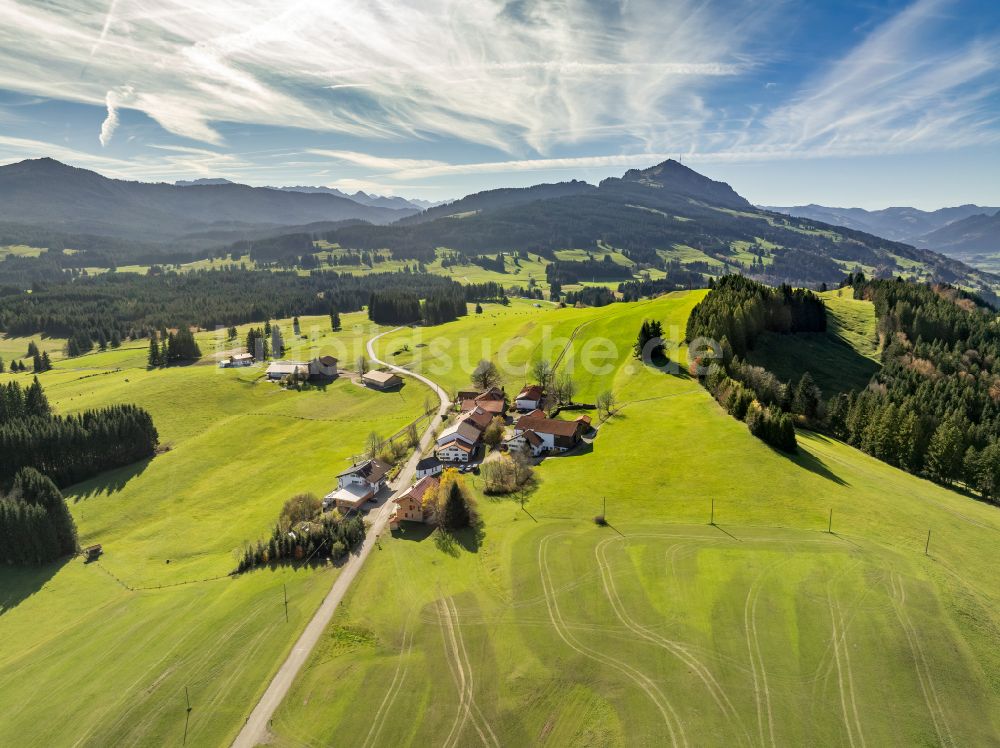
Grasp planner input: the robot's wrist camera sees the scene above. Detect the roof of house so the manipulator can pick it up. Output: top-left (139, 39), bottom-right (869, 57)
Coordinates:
top-left (336, 458), bottom-right (391, 483)
top-left (477, 386), bottom-right (505, 401)
top-left (464, 408), bottom-right (494, 431)
top-left (315, 355), bottom-right (339, 366)
top-left (525, 408), bottom-right (545, 418)
top-left (515, 415), bottom-right (584, 437)
top-left (325, 483), bottom-right (373, 508)
top-left (516, 384), bottom-right (544, 401)
top-left (363, 369), bottom-right (402, 384)
top-left (266, 361), bottom-right (310, 376)
top-left (523, 429), bottom-right (544, 447)
top-left (396, 475), bottom-right (439, 505)
top-left (231, 353), bottom-right (254, 361)
top-left (438, 439), bottom-right (473, 453)
top-left (577, 414), bottom-right (592, 425)
top-left (438, 420), bottom-right (481, 444)
top-left (461, 397), bottom-right (505, 414)
top-left (416, 456), bottom-right (442, 471)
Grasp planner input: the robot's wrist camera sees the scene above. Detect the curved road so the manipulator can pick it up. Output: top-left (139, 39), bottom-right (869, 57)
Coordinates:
top-left (232, 327), bottom-right (450, 748)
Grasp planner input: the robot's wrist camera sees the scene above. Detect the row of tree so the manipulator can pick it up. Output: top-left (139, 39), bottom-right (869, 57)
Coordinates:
top-left (147, 327), bottom-right (202, 367)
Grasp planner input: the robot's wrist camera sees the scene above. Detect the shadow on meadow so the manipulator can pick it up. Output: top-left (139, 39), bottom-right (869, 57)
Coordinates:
top-left (0, 558), bottom-right (68, 616)
top-left (67, 458), bottom-right (153, 502)
top-left (786, 435), bottom-right (849, 487)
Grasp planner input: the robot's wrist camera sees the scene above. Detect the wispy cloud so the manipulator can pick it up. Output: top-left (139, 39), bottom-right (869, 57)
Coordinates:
top-left (759, 0), bottom-right (1000, 157)
top-left (0, 0), bottom-right (765, 153)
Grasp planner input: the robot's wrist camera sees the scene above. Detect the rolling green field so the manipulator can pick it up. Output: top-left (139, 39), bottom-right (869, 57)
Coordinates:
top-left (266, 292), bottom-right (1000, 746)
top-left (0, 312), bottom-right (427, 746)
top-left (748, 291), bottom-right (880, 395)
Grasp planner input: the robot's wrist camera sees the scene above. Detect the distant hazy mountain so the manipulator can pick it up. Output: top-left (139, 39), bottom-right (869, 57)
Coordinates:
top-left (0, 158), bottom-right (413, 250)
top-left (175, 178), bottom-right (235, 187)
top-left (915, 210), bottom-right (1000, 256)
top-left (763, 203), bottom-right (999, 243)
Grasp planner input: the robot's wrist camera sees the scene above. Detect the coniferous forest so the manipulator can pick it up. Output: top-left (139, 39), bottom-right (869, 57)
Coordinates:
top-left (0, 467), bottom-right (79, 565)
top-left (0, 378), bottom-right (158, 489)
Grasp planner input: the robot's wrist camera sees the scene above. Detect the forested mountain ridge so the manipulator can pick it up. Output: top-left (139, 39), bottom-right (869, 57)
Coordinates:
top-left (324, 159), bottom-right (1000, 300)
top-left (0, 158), bottom-right (413, 246)
top-left (397, 180), bottom-right (596, 225)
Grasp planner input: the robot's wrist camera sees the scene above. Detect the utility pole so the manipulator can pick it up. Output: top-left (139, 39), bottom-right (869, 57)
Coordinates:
top-left (710, 498), bottom-right (715, 526)
top-left (828, 508), bottom-right (833, 534)
top-left (925, 529), bottom-right (931, 556)
top-left (185, 686), bottom-right (192, 713)
top-left (283, 583), bottom-right (288, 623)
top-left (603, 496), bottom-right (606, 519)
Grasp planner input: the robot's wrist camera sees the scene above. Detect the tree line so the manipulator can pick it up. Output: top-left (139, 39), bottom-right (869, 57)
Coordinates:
top-left (0, 268), bottom-right (467, 354)
top-left (685, 276), bottom-right (826, 452)
top-left (367, 286), bottom-right (468, 326)
top-left (0, 377), bottom-right (158, 488)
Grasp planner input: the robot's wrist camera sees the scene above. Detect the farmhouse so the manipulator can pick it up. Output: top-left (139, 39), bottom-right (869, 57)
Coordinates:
top-left (221, 352), bottom-right (254, 368)
top-left (363, 370), bottom-right (403, 390)
top-left (515, 384), bottom-right (545, 411)
top-left (436, 419), bottom-right (481, 449)
top-left (415, 456), bottom-right (444, 478)
top-left (310, 355), bottom-right (339, 378)
top-left (266, 361), bottom-right (310, 380)
top-left (437, 439), bottom-right (474, 463)
top-left (391, 475), bottom-right (439, 525)
top-left (463, 406), bottom-right (495, 432)
top-left (504, 428), bottom-right (546, 457)
top-left (513, 413), bottom-right (590, 452)
top-left (324, 458), bottom-right (391, 512)
top-left (458, 386), bottom-right (507, 415)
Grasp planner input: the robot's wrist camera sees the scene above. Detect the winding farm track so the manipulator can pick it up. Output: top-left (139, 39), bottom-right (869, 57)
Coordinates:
top-left (231, 327), bottom-right (451, 748)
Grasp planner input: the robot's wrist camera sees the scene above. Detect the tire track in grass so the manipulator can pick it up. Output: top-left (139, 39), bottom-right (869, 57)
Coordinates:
top-left (437, 598), bottom-right (497, 748)
top-left (828, 596), bottom-right (865, 748)
top-left (447, 598), bottom-right (500, 748)
top-left (362, 626), bottom-right (414, 748)
top-left (889, 572), bottom-right (954, 747)
top-left (596, 537), bottom-right (751, 747)
top-left (744, 561), bottom-right (785, 748)
top-left (538, 534), bottom-right (686, 748)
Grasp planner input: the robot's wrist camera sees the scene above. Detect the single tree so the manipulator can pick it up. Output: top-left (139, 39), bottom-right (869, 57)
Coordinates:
top-left (365, 431), bottom-right (382, 459)
top-left (356, 355), bottom-right (369, 375)
top-left (926, 416), bottom-right (965, 485)
top-left (330, 307), bottom-right (341, 331)
top-left (440, 478), bottom-right (472, 530)
top-left (596, 390), bottom-right (617, 418)
top-left (482, 416), bottom-right (505, 448)
top-left (475, 303), bottom-right (483, 314)
top-left (471, 359), bottom-right (501, 390)
top-left (792, 372), bottom-right (822, 419)
top-left (41, 351), bottom-right (52, 372)
top-left (531, 359), bottom-right (554, 390)
top-left (554, 372), bottom-right (576, 405)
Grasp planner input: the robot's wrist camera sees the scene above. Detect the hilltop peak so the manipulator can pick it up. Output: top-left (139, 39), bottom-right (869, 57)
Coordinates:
top-left (602, 158), bottom-right (751, 210)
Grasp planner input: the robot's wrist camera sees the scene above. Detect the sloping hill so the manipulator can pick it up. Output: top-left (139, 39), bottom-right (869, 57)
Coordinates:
top-left (398, 180), bottom-right (597, 225)
top-left (0, 158), bottom-right (412, 245)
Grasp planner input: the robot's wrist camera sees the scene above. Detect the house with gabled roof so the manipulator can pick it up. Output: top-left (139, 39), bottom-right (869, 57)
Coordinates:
top-left (391, 475), bottom-right (439, 526)
top-left (515, 384), bottom-right (545, 411)
top-left (324, 458), bottom-right (391, 512)
top-left (512, 413), bottom-right (590, 452)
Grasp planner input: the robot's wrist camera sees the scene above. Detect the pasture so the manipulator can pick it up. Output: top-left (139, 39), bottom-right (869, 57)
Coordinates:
top-left (267, 291), bottom-right (1000, 746)
top-left (0, 311), bottom-right (426, 746)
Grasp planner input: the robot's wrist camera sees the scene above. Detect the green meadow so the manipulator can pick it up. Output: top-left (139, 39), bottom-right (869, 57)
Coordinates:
top-left (265, 292), bottom-right (1000, 746)
top-left (0, 312), bottom-right (426, 746)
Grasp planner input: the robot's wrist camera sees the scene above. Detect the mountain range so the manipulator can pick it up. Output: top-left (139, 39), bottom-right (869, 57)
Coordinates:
top-left (0, 158), bottom-right (415, 251)
top-left (764, 203), bottom-right (999, 256)
top-left (1, 156), bottom-right (998, 301)
top-left (173, 178), bottom-right (440, 212)
top-left (327, 158), bottom-right (999, 300)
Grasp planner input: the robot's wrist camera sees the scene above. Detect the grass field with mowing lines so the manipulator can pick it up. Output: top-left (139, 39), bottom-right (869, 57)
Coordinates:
top-left (266, 292), bottom-right (1000, 747)
top-left (0, 312), bottom-right (427, 746)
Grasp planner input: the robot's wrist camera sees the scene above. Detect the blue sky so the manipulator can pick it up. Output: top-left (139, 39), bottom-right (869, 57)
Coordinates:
top-left (0, 0), bottom-right (998, 208)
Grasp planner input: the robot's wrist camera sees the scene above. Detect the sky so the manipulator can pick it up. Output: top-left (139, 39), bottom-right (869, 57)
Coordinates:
top-left (0, 0), bottom-right (998, 209)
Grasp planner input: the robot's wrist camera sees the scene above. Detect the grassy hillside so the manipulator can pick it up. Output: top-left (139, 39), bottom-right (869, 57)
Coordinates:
top-left (747, 291), bottom-right (880, 395)
top-left (266, 293), bottom-right (1000, 746)
top-left (0, 312), bottom-right (427, 746)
